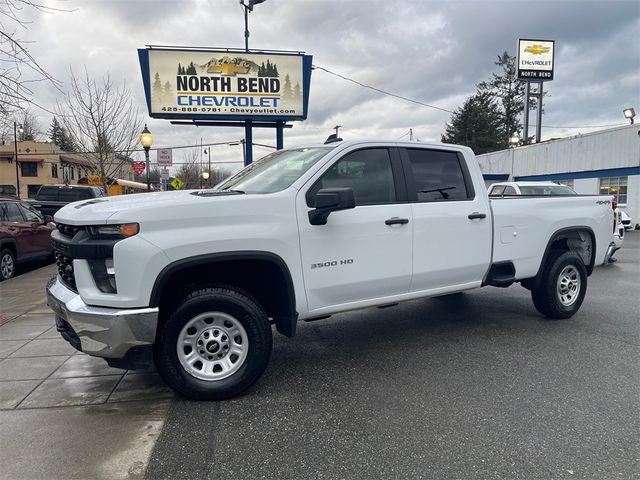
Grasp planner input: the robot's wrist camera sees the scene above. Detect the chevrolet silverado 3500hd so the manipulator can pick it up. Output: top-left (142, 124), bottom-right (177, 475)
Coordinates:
top-left (47, 141), bottom-right (617, 400)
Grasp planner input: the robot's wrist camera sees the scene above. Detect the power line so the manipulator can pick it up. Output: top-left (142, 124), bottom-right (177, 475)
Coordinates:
top-left (0, 139), bottom-right (244, 156)
top-left (313, 64), bottom-right (628, 131)
top-left (313, 65), bottom-right (455, 114)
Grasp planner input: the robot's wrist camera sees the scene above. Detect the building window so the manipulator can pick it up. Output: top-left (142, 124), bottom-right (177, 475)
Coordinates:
top-left (599, 176), bottom-right (627, 205)
top-left (70, 167), bottom-right (75, 180)
top-left (51, 164), bottom-right (58, 178)
top-left (20, 162), bottom-right (38, 177)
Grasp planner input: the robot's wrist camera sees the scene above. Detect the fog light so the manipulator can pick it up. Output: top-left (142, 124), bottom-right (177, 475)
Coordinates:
top-left (105, 258), bottom-right (117, 291)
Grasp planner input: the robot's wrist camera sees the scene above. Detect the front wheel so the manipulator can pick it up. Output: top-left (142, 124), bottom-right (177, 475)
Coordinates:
top-left (531, 251), bottom-right (587, 319)
top-left (154, 286), bottom-right (273, 400)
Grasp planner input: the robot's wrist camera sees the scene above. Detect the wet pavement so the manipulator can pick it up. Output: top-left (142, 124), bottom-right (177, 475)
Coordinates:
top-left (0, 263), bottom-right (172, 479)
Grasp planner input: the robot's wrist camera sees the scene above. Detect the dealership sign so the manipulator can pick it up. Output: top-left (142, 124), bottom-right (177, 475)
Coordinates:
top-left (517, 39), bottom-right (555, 81)
top-left (138, 48), bottom-right (313, 121)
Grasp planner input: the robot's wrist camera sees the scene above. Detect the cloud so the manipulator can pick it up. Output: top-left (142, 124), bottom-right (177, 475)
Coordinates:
top-left (9, 0), bottom-right (639, 169)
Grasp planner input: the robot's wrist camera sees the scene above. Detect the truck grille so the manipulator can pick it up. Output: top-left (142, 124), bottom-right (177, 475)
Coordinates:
top-left (55, 251), bottom-right (77, 292)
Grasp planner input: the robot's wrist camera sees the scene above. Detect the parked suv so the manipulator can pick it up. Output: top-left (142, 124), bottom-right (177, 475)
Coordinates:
top-left (0, 197), bottom-right (55, 280)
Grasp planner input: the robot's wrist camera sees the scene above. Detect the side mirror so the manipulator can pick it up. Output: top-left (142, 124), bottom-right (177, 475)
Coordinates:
top-left (308, 188), bottom-right (356, 225)
top-left (44, 215), bottom-right (54, 224)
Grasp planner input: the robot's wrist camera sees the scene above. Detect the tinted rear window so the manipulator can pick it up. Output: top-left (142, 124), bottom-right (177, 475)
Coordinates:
top-left (59, 188), bottom-right (93, 201)
top-left (406, 149), bottom-right (472, 202)
top-left (37, 186), bottom-right (59, 201)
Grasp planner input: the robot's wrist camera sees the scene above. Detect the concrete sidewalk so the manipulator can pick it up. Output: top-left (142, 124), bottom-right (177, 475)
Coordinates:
top-left (0, 265), bottom-right (172, 479)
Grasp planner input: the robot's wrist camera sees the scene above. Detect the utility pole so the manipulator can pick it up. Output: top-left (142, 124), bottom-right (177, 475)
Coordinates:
top-left (13, 122), bottom-right (22, 198)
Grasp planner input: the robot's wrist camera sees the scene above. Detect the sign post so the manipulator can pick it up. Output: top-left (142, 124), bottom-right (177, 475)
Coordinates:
top-left (517, 39), bottom-right (555, 144)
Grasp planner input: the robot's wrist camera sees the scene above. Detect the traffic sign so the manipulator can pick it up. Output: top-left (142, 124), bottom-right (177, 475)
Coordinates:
top-left (157, 149), bottom-right (173, 167)
top-left (171, 177), bottom-right (184, 190)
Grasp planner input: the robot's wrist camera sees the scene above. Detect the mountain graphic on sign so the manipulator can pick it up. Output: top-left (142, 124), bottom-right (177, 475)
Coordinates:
top-left (197, 56), bottom-right (260, 76)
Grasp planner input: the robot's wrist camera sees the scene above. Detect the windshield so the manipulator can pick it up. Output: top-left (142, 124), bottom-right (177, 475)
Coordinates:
top-left (519, 185), bottom-right (576, 195)
top-left (217, 147), bottom-right (332, 194)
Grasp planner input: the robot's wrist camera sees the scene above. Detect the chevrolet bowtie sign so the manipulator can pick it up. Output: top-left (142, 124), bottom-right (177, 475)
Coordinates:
top-left (138, 48), bottom-right (313, 121)
top-left (517, 39), bottom-right (555, 81)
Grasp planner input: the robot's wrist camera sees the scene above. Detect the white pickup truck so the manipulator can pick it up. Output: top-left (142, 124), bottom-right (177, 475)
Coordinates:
top-left (47, 140), bottom-right (617, 400)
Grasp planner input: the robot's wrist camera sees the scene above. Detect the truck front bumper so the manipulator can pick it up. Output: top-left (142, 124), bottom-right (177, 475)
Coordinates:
top-left (46, 276), bottom-right (159, 369)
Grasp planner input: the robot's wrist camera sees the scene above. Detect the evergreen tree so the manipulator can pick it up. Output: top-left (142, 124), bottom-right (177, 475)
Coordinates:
top-left (272, 64), bottom-right (279, 77)
top-left (177, 63), bottom-right (183, 75)
top-left (477, 51), bottom-right (525, 144)
top-left (163, 81), bottom-right (172, 102)
top-left (152, 72), bottom-right (163, 100)
top-left (48, 117), bottom-right (77, 152)
top-left (293, 81), bottom-right (301, 101)
top-left (441, 92), bottom-right (504, 154)
top-left (186, 62), bottom-right (197, 75)
top-left (48, 117), bottom-right (63, 146)
top-left (282, 74), bottom-right (292, 101)
top-left (258, 62), bottom-right (266, 77)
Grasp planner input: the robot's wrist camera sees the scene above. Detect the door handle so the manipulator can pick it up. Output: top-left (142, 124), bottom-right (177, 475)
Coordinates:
top-left (468, 212), bottom-right (487, 220)
top-left (385, 217), bottom-right (409, 225)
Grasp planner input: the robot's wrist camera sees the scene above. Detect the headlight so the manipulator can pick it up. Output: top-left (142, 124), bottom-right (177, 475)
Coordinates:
top-left (87, 223), bottom-right (139, 239)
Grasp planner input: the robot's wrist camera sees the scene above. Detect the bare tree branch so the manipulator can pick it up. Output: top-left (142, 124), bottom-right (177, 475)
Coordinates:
top-left (0, 0), bottom-right (73, 116)
top-left (56, 68), bottom-right (142, 195)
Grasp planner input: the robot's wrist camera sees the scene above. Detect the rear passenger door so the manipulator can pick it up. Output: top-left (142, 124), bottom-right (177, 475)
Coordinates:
top-left (400, 148), bottom-right (491, 292)
top-left (297, 147), bottom-right (413, 312)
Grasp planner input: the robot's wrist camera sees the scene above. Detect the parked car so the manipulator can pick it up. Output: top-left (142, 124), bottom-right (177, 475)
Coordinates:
top-left (619, 210), bottom-right (634, 231)
top-left (48, 141), bottom-right (618, 400)
top-left (0, 197), bottom-right (55, 280)
top-left (488, 181), bottom-right (624, 260)
top-left (25, 184), bottom-right (103, 218)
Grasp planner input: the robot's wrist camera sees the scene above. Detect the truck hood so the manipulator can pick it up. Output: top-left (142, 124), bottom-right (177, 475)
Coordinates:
top-left (54, 190), bottom-right (248, 225)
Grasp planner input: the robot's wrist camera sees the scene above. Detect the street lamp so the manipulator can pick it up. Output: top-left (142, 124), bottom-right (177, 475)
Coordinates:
top-left (202, 171), bottom-right (210, 188)
top-left (509, 133), bottom-right (520, 147)
top-left (13, 123), bottom-right (23, 198)
top-left (139, 124), bottom-right (153, 191)
top-left (203, 148), bottom-right (212, 187)
top-left (623, 107), bottom-right (635, 125)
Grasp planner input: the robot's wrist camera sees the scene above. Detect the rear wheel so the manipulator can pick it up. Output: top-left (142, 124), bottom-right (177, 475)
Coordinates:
top-left (154, 286), bottom-right (272, 400)
top-left (531, 251), bottom-right (587, 319)
top-left (0, 249), bottom-right (16, 281)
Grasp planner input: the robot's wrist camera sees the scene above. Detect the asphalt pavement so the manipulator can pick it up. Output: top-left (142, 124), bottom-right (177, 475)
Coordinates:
top-left (148, 232), bottom-right (639, 480)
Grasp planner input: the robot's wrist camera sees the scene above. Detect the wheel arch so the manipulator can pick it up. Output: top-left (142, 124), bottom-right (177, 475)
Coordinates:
top-left (150, 251), bottom-right (298, 337)
top-left (0, 239), bottom-right (18, 258)
top-left (521, 226), bottom-right (596, 290)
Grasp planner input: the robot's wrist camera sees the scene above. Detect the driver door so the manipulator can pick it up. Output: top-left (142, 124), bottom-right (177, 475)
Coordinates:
top-left (296, 147), bottom-right (413, 313)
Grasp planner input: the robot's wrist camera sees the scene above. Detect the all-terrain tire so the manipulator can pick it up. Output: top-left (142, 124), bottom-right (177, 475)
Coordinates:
top-left (154, 285), bottom-right (272, 400)
top-left (531, 250), bottom-right (587, 319)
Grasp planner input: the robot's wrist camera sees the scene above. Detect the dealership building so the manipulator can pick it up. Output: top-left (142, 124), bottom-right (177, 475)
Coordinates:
top-left (477, 124), bottom-right (640, 229)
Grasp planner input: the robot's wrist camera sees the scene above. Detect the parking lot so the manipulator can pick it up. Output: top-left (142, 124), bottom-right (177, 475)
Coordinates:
top-left (1, 232), bottom-right (638, 479)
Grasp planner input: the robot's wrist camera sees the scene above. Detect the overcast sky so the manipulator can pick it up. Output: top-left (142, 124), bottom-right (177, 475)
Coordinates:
top-left (15, 0), bottom-right (640, 170)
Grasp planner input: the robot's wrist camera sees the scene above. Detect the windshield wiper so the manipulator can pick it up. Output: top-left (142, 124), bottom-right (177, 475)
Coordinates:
top-left (420, 186), bottom-right (456, 199)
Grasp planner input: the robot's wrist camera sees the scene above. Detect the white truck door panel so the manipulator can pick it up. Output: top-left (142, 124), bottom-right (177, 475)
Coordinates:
top-left (296, 147), bottom-right (413, 312)
top-left (298, 204), bottom-right (413, 311)
top-left (401, 148), bottom-right (492, 291)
